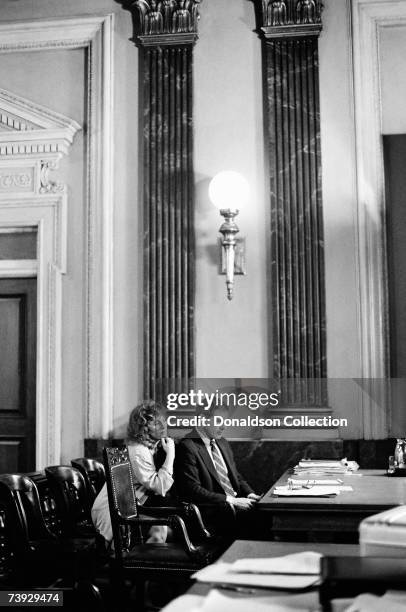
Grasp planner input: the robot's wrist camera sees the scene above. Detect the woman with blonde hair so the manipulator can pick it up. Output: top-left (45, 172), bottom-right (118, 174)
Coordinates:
top-left (91, 400), bottom-right (174, 546)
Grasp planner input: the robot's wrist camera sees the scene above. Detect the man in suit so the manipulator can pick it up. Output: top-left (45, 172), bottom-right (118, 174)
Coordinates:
top-left (174, 407), bottom-right (262, 536)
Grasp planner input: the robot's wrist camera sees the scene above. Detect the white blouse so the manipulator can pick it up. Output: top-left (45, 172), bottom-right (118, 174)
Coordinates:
top-left (91, 442), bottom-right (173, 543)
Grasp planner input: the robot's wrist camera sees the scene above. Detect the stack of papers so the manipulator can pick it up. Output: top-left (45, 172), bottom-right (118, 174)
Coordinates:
top-left (288, 478), bottom-right (344, 486)
top-left (192, 551), bottom-right (322, 590)
top-left (231, 552), bottom-right (321, 575)
top-left (273, 485), bottom-right (341, 497)
top-left (294, 459), bottom-right (359, 476)
top-left (275, 478), bottom-right (354, 495)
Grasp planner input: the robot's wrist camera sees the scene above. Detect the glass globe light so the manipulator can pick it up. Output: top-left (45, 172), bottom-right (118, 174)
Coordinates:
top-left (208, 171), bottom-right (249, 211)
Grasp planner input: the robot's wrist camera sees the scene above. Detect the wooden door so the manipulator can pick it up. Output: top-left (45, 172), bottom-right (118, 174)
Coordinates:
top-left (0, 278), bottom-right (36, 472)
top-left (384, 135), bottom-right (406, 377)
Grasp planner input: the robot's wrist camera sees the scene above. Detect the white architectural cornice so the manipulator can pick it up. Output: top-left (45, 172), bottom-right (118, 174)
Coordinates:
top-left (0, 88), bottom-right (80, 157)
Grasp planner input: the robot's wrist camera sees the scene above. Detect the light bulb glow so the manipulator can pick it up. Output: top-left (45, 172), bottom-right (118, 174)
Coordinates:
top-left (208, 171), bottom-right (249, 211)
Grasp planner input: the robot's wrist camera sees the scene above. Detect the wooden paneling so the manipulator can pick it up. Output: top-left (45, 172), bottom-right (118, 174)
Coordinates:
top-left (383, 135), bottom-right (406, 377)
top-left (0, 296), bottom-right (23, 411)
top-left (0, 278), bottom-right (36, 472)
top-left (0, 230), bottom-right (37, 260)
top-left (0, 440), bottom-right (23, 474)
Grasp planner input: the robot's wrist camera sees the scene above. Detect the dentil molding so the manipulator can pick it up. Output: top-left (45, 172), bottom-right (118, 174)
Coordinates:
top-left (0, 88), bottom-right (79, 158)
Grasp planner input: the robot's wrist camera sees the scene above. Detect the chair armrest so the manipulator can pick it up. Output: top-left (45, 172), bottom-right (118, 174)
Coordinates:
top-left (182, 503), bottom-right (211, 539)
top-left (118, 514), bottom-right (170, 528)
top-left (138, 506), bottom-right (185, 516)
top-left (118, 513), bottom-right (205, 559)
top-left (139, 503), bottom-right (211, 539)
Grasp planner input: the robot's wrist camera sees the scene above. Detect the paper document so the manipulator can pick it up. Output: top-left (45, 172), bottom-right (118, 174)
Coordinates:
top-left (160, 591), bottom-right (318, 612)
top-left (294, 470), bottom-right (362, 477)
top-left (286, 479), bottom-right (353, 492)
top-left (288, 478), bottom-right (344, 486)
top-left (273, 485), bottom-right (340, 497)
top-left (298, 461), bottom-right (343, 468)
top-left (197, 589), bottom-right (316, 612)
top-left (297, 459), bottom-right (359, 472)
top-left (192, 562), bottom-right (320, 590)
top-left (231, 551), bottom-right (322, 575)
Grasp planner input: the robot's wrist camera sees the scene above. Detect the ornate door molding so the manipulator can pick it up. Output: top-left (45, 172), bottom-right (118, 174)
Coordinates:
top-left (0, 88), bottom-right (80, 468)
top-left (351, 0), bottom-right (406, 437)
top-left (0, 15), bottom-right (114, 460)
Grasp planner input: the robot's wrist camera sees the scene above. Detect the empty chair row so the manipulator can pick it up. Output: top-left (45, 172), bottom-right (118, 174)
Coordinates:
top-left (0, 458), bottom-right (106, 587)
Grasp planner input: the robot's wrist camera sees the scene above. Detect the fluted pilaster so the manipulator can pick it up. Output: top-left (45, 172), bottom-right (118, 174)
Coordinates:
top-left (122, 0), bottom-right (201, 399)
top-left (257, 0), bottom-right (327, 403)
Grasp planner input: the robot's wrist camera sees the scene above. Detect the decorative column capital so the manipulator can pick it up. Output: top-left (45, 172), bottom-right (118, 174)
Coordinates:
top-left (259, 0), bottom-right (323, 39)
top-left (121, 0), bottom-right (202, 47)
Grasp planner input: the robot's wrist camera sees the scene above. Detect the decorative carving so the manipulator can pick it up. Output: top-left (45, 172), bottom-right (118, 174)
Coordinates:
top-left (123, 0), bottom-right (201, 43)
top-left (268, 1), bottom-right (288, 26)
top-left (0, 88), bottom-right (80, 159)
top-left (0, 172), bottom-right (32, 190)
top-left (296, 0), bottom-right (319, 24)
top-left (105, 446), bottom-right (129, 467)
top-left (260, 0), bottom-right (323, 37)
top-left (0, 113), bottom-right (36, 131)
top-left (39, 161), bottom-right (64, 194)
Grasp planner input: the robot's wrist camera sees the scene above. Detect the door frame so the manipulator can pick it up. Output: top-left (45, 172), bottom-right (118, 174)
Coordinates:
top-left (0, 15), bottom-right (115, 465)
top-left (0, 197), bottom-right (66, 468)
top-left (351, 0), bottom-right (406, 437)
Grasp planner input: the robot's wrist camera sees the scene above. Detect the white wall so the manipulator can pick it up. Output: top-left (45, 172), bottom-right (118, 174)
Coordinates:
top-left (194, 0), bottom-right (268, 379)
top-left (1, 0), bottom-right (391, 454)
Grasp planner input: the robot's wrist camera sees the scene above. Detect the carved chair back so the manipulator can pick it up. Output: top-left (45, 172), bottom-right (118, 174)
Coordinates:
top-left (103, 446), bottom-right (140, 560)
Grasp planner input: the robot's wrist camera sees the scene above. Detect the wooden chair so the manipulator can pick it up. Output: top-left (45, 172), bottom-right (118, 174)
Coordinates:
top-left (71, 458), bottom-right (105, 508)
top-left (103, 446), bottom-right (224, 609)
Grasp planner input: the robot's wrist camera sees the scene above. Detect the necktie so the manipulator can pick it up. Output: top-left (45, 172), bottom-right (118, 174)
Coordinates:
top-left (210, 440), bottom-right (236, 497)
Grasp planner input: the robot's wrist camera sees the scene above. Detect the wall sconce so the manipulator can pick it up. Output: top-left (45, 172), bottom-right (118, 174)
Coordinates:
top-left (208, 171), bottom-right (249, 300)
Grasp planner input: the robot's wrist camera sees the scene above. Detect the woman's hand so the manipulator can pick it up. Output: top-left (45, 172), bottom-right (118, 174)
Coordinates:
top-left (161, 437), bottom-right (175, 457)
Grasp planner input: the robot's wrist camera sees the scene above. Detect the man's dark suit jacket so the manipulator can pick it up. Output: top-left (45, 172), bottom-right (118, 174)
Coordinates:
top-left (175, 430), bottom-right (253, 504)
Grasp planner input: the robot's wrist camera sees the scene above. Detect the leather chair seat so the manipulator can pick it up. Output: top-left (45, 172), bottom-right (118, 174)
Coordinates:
top-left (121, 540), bottom-right (222, 570)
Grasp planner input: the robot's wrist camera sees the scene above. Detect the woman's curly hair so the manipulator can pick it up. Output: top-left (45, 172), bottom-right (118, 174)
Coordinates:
top-left (127, 400), bottom-right (166, 448)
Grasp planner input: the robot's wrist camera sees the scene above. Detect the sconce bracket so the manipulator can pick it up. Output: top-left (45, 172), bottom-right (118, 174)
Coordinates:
top-left (219, 237), bottom-right (246, 275)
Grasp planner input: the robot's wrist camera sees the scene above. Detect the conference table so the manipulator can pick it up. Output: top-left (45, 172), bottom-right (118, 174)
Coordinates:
top-left (185, 540), bottom-right (360, 610)
top-left (259, 468), bottom-right (406, 542)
